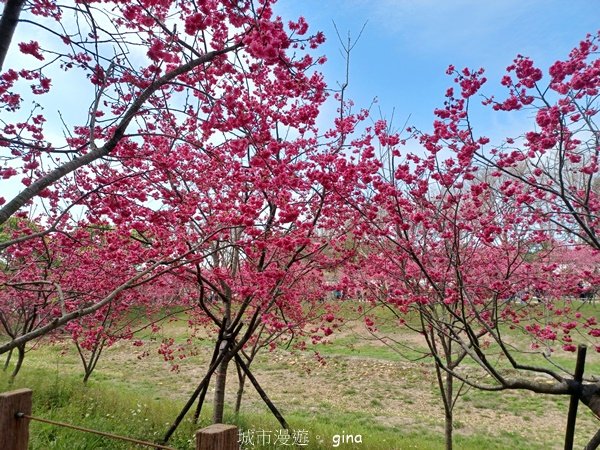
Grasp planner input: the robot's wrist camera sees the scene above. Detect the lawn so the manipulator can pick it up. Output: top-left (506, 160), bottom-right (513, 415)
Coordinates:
top-left (1, 300), bottom-right (599, 449)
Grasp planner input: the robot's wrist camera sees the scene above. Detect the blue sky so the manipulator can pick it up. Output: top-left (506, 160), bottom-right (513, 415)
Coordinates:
top-left (276, 0), bottom-right (600, 138)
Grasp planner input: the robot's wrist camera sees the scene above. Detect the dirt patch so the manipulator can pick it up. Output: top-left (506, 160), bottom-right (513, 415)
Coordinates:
top-left (24, 320), bottom-right (600, 450)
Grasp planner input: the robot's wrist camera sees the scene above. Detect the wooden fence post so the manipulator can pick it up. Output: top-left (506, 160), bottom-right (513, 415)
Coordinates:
top-left (0, 388), bottom-right (32, 450)
top-left (196, 424), bottom-right (239, 450)
top-left (564, 344), bottom-right (587, 450)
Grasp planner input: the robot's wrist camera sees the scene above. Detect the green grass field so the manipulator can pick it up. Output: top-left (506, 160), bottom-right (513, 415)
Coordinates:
top-left (1, 300), bottom-right (599, 449)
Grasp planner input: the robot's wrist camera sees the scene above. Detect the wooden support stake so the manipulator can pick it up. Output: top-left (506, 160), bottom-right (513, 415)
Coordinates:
top-left (0, 388), bottom-right (32, 450)
top-left (565, 344), bottom-right (587, 450)
top-left (196, 424), bottom-right (238, 450)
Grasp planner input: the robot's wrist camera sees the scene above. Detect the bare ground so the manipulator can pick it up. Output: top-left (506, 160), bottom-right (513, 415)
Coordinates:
top-left (17, 317), bottom-right (600, 450)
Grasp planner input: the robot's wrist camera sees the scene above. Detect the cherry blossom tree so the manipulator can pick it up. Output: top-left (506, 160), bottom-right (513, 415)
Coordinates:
top-left (344, 140), bottom-right (571, 449)
top-left (0, 216), bottom-right (180, 378)
top-left (71, 277), bottom-right (191, 383)
top-left (0, 0), bottom-right (327, 352)
top-left (155, 94), bottom-right (369, 438)
top-left (342, 31), bottom-right (600, 450)
top-left (1, 1), bottom-right (367, 440)
top-left (476, 32), bottom-right (600, 251)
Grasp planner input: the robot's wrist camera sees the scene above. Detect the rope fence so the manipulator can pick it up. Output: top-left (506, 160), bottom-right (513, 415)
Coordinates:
top-left (15, 412), bottom-right (175, 449)
top-left (0, 389), bottom-right (239, 450)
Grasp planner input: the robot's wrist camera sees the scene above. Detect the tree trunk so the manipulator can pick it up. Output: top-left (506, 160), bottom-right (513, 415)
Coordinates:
top-left (445, 410), bottom-right (453, 450)
top-left (444, 370), bottom-right (453, 450)
top-left (0, 0), bottom-right (26, 72)
top-left (430, 330), bottom-right (455, 450)
top-left (85, 340), bottom-right (105, 383)
top-left (76, 339), bottom-right (106, 384)
top-left (162, 351), bottom-right (227, 444)
top-left (192, 378), bottom-right (210, 424)
top-left (3, 348), bottom-right (13, 371)
top-left (584, 428), bottom-right (600, 450)
top-left (194, 335), bottom-right (224, 424)
top-left (233, 353), bottom-right (289, 430)
top-left (212, 350), bottom-right (230, 423)
top-left (565, 344), bottom-right (587, 450)
top-left (234, 361), bottom-right (247, 416)
top-left (9, 344), bottom-right (25, 382)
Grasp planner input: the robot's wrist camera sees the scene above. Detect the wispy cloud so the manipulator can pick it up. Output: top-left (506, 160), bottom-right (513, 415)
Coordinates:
top-left (334, 0), bottom-right (596, 68)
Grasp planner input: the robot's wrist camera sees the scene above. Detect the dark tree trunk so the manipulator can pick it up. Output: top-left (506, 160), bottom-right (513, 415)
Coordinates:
top-left (162, 349), bottom-right (228, 444)
top-left (0, 0), bottom-right (26, 72)
top-left (233, 353), bottom-right (288, 430)
top-left (564, 344), bottom-right (587, 450)
top-left (192, 378), bottom-right (210, 424)
top-left (585, 429), bottom-right (600, 450)
top-left (82, 345), bottom-right (103, 384)
top-left (9, 344), bottom-right (25, 382)
top-left (3, 348), bottom-right (13, 371)
top-left (444, 370), bottom-right (453, 450)
top-left (77, 339), bottom-right (106, 384)
top-left (193, 336), bottom-right (223, 424)
top-left (234, 360), bottom-right (247, 416)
